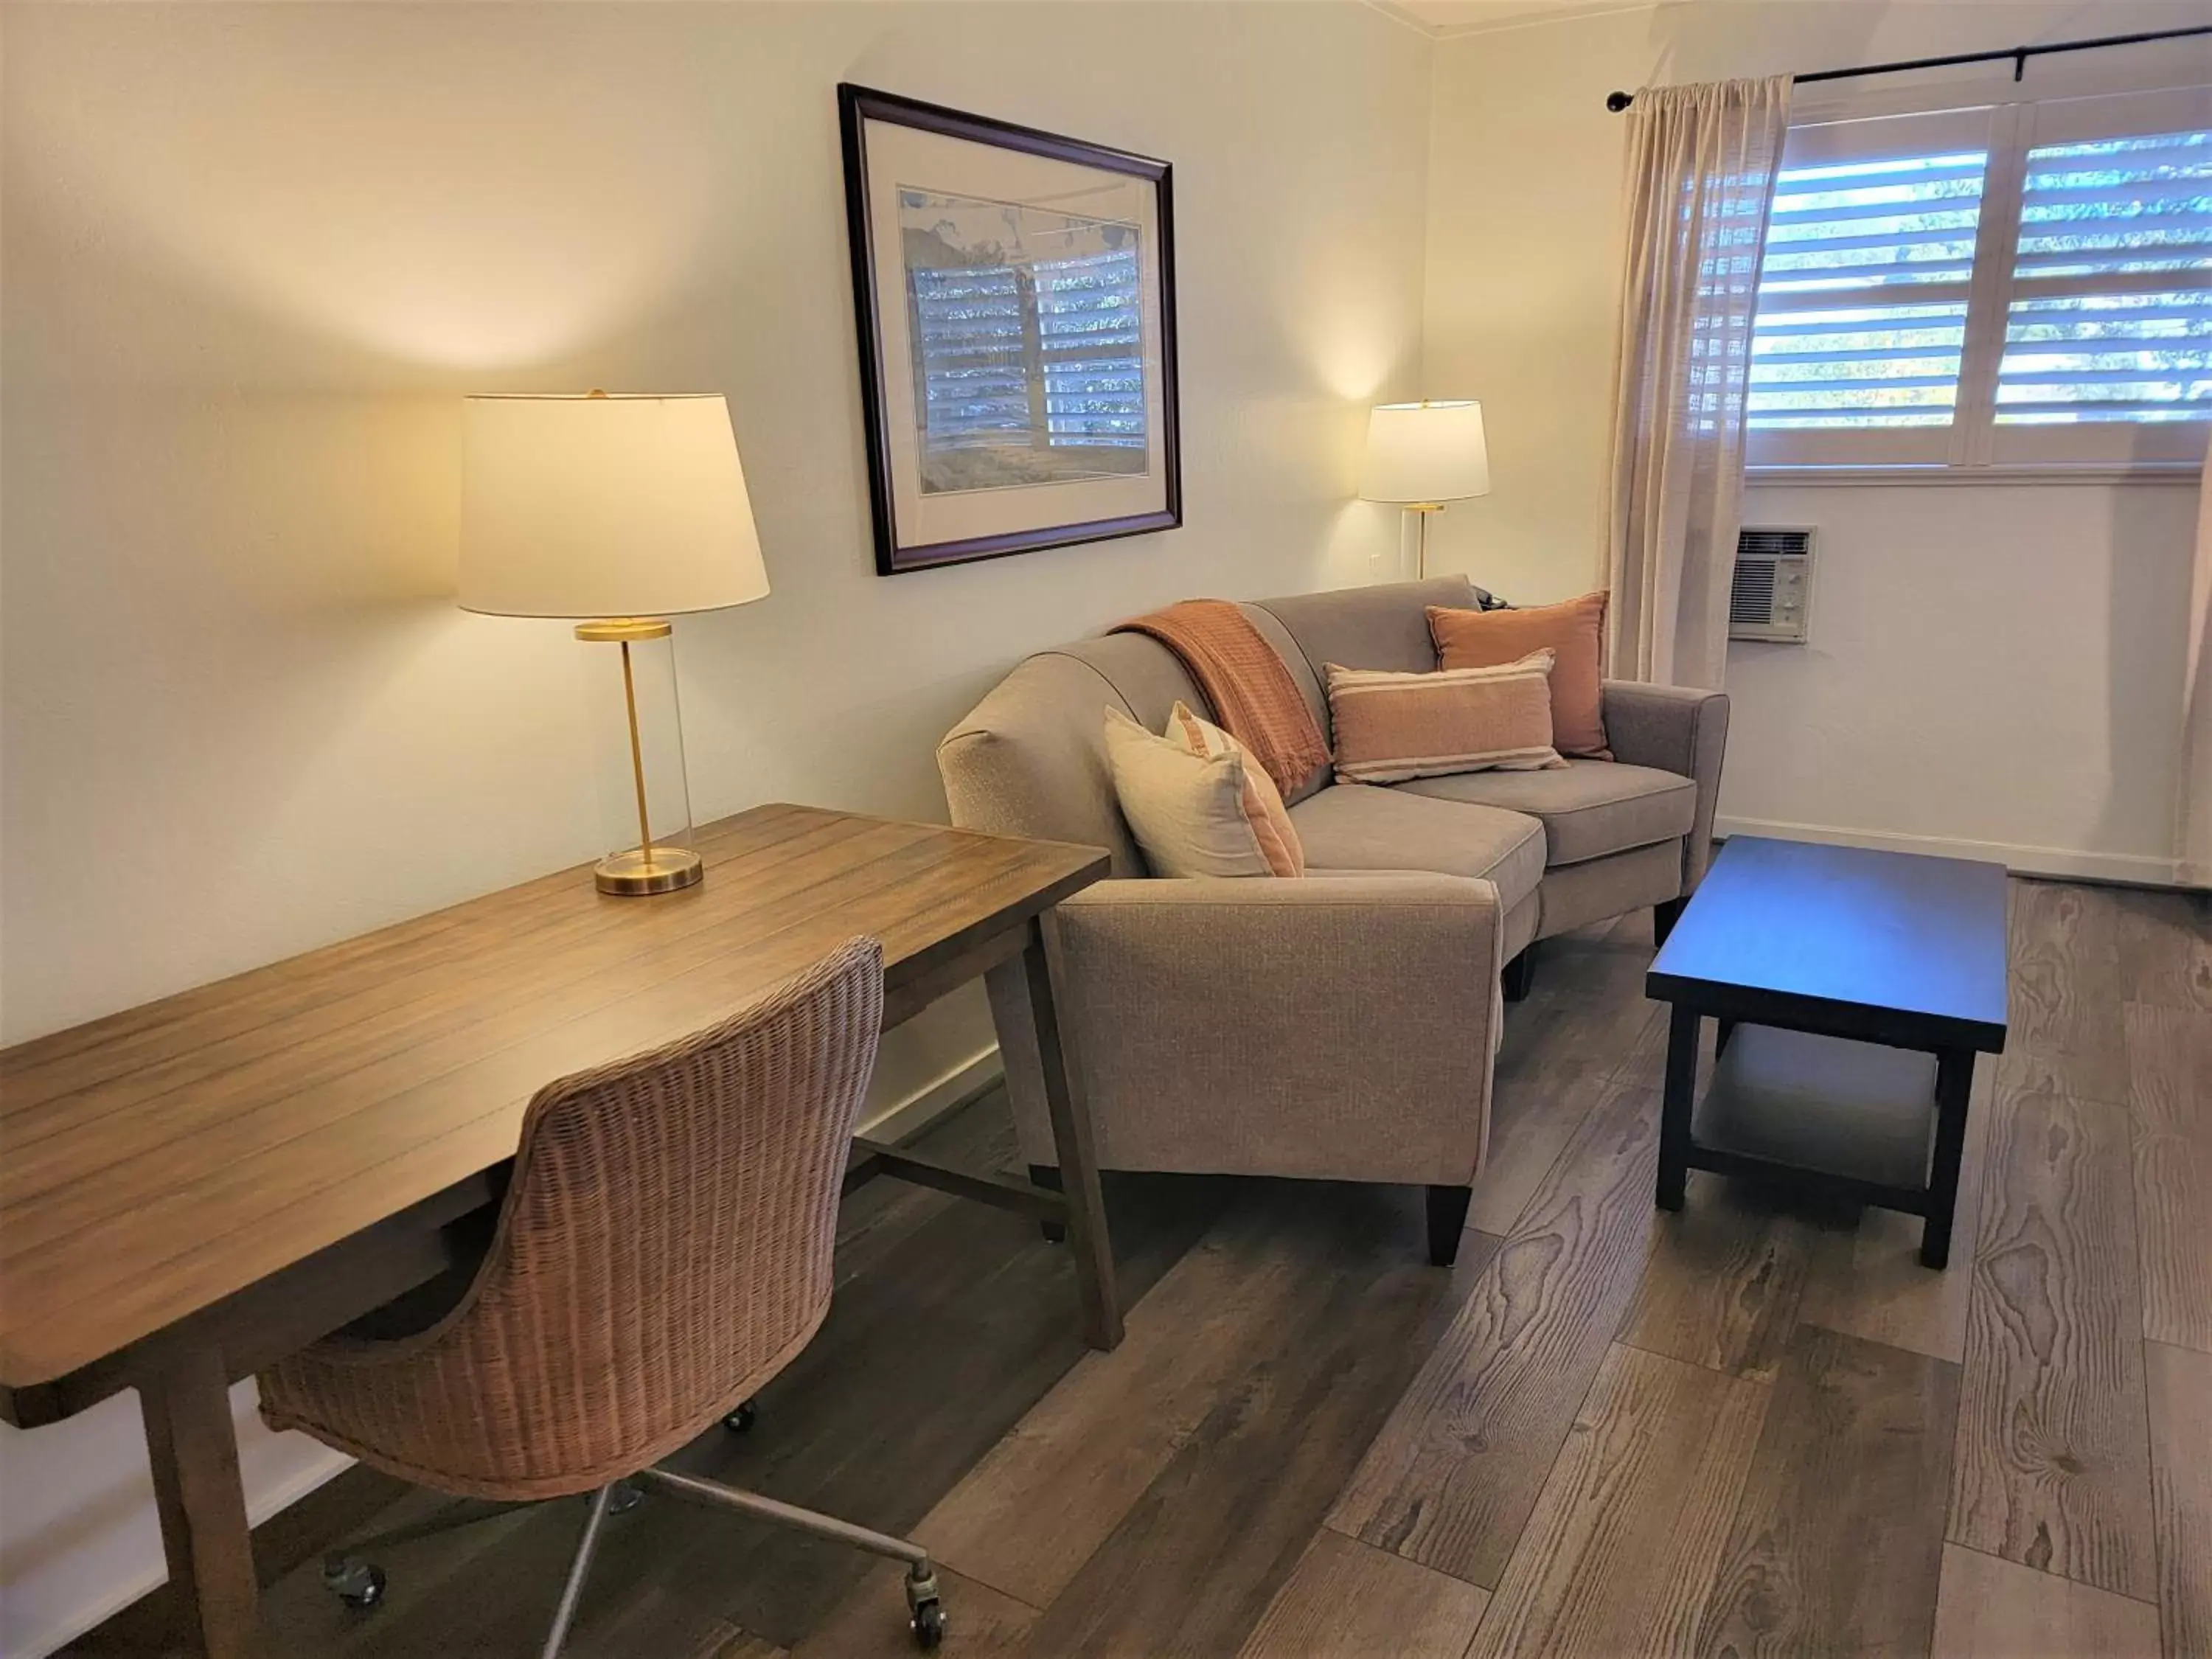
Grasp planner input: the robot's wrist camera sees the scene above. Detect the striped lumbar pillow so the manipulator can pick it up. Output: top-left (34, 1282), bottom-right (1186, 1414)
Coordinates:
top-left (1324, 650), bottom-right (1568, 785)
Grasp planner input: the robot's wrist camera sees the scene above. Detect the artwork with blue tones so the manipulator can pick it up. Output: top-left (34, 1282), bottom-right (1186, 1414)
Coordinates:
top-left (841, 86), bottom-right (1181, 574)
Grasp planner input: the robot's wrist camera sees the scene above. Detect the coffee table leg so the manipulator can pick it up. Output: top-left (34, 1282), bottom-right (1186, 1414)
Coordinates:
top-left (1921, 1048), bottom-right (1975, 1269)
top-left (1656, 1004), bottom-right (1699, 1211)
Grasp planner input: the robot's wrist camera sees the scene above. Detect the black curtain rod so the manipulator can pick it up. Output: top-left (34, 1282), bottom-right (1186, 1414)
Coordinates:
top-left (1604, 23), bottom-right (2212, 112)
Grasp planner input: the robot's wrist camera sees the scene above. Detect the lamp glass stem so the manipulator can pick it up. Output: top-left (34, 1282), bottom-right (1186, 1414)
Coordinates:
top-left (619, 640), bottom-right (654, 872)
top-left (1403, 504), bottom-right (1443, 580)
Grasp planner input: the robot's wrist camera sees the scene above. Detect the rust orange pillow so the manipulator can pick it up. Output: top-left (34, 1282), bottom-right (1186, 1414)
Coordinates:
top-left (1427, 593), bottom-right (1611, 759)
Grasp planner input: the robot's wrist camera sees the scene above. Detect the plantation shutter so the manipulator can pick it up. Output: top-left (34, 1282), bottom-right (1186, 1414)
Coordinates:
top-left (1747, 107), bottom-right (1999, 467)
top-left (1993, 85), bottom-right (2212, 465)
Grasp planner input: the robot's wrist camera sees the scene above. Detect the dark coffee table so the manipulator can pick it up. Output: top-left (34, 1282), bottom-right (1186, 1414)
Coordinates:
top-left (1645, 835), bottom-right (2009, 1268)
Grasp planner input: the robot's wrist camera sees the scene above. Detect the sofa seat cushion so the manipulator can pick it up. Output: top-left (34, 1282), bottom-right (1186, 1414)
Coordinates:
top-left (1287, 782), bottom-right (1545, 914)
top-left (1398, 759), bottom-right (1694, 867)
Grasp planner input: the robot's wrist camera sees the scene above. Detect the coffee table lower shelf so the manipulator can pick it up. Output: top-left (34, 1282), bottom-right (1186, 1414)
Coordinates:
top-left (1686, 1025), bottom-right (1938, 1212)
top-left (1657, 1018), bottom-right (1979, 1267)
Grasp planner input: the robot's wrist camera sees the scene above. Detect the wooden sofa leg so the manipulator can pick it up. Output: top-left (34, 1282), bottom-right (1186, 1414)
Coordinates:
top-left (1653, 897), bottom-right (1687, 949)
top-left (1029, 1164), bottom-right (1067, 1243)
top-left (1500, 945), bottom-right (1537, 1003)
top-left (1426, 1185), bottom-right (1474, 1266)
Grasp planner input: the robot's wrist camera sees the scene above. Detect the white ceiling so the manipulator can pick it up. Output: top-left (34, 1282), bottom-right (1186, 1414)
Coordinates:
top-left (1382, 0), bottom-right (1662, 35)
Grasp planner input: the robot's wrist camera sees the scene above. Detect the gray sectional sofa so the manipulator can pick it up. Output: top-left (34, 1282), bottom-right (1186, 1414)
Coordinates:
top-left (936, 575), bottom-right (1728, 1262)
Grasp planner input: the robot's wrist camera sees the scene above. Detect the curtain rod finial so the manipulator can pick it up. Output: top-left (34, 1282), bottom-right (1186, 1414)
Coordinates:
top-left (1606, 89), bottom-right (1635, 112)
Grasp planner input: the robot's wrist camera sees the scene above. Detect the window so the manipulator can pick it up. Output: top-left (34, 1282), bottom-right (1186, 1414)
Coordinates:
top-left (1747, 86), bottom-right (2212, 473)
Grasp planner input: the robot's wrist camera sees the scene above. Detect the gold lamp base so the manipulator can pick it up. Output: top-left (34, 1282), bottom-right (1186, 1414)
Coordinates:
top-left (595, 845), bottom-right (703, 897)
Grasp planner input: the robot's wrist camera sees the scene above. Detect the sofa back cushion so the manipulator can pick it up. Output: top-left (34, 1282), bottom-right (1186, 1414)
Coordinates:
top-left (938, 633), bottom-right (1207, 877)
top-left (940, 577), bottom-right (1483, 863)
top-left (1231, 602), bottom-right (1332, 804)
top-left (1253, 578), bottom-right (1475, 793)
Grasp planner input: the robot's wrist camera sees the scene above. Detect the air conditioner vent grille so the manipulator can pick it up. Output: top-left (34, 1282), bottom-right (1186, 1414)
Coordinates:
top-left (1729, 560), bottom-right (1776, 628)
top-left (1738, 527), bottom-right (1812, 562)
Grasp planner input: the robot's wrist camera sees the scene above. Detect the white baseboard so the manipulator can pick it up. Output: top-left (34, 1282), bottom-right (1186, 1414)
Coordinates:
top-left (1714, 815), bottom-right (2179, 886)
top-left (13, 1413), bottom-right (357, 1659)
top-left (856, 1045), bottom-right (1004, 1146)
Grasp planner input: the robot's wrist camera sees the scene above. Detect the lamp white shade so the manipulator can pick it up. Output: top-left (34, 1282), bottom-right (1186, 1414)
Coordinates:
top-left (1359, 400), bottom-right (1491, 505)
top-left (459, 393), bottom-right (771, 619)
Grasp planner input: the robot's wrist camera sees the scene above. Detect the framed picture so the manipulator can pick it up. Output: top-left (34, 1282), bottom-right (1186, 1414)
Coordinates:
top-left (838, 85), bottom-right (1181, 575)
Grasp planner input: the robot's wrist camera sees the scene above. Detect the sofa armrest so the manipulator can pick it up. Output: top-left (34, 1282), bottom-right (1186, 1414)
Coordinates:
top-left (988, 874), bottom-right (1502, 1187)
top-left (1602, 681), bottom-right (1730, 891)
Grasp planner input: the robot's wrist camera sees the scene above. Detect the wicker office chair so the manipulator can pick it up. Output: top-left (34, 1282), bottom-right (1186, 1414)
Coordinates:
top-left (260, 937), bottom-right (949, 1654)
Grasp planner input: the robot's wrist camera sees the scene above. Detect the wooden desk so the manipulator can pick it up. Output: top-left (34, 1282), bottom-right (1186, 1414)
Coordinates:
top-left (0, 804), bottom-right (1116, 1658)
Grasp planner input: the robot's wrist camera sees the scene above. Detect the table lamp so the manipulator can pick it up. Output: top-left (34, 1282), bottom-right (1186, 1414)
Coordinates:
top-left (1360, 400), bottom-right (1490, 579)
top-left (459, 391), bottom-right (770, 896)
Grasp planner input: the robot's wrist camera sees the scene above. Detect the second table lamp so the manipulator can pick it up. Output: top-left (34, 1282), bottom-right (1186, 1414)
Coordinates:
top-left (1360, 400), bottom-right (1490, 580)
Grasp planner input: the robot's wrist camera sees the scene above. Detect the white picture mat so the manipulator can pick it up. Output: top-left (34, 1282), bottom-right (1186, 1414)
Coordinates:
top-left (862, 118), bottom-right (1169, 550)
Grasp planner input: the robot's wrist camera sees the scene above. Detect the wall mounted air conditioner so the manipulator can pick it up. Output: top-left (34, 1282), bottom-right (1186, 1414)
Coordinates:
top-left (1729, 526), bottom-right (1815, 644)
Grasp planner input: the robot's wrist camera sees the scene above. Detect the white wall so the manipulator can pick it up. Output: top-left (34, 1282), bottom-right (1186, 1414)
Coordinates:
top-left (0, 4), bottom-right (1433, 1651)
top-left (1422, 0), bottom-right (2212, 880)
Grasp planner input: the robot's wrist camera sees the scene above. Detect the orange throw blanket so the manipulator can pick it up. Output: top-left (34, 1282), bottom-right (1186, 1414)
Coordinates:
top-left (1114, 599), bottom-right (1332, 800)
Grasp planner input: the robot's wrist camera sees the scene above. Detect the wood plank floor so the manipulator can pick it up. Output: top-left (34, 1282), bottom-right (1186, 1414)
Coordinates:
top-left (72, 880), bottom-right (2211, 1658)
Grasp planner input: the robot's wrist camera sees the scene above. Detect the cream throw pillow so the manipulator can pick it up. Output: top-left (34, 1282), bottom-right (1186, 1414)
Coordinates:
top-left (1103, 706), bottom-right (1278, 878)
top-left (1326, 649), bottom-right (1570, 785)
top-left (1163, 701), bottom-right (1304, 877)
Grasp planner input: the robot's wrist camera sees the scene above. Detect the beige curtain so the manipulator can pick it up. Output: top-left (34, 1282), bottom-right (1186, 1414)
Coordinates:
top-left (1604, 76), bottom-right (1793, 689)
top-left (2182, 441), bottom-right (2212, 886)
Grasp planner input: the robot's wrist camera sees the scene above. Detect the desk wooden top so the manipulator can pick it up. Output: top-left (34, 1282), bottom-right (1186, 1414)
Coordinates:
top-left (0, 805), bottom-right (1107, 1388)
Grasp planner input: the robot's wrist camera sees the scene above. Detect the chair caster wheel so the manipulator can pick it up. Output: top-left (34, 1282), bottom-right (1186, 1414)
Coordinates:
top-left (904, 1563), bottom-right (943, 1648)
top-left (323, 1556), bottom-right (386, 1612)
top-left (911, 1599), bottom-right (946, 1649)
top-left (723, 1399), bottom-right (758, 1433)
top-left (608, 1480), bottom-right (644, 1515)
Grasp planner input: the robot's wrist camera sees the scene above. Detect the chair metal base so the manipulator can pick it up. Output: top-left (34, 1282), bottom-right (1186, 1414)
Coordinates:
top-left (539, 1465), bottom-right (942, 1658)
top-left (318, 1425), bottom-right (945, 1655)
top-left (540, 1484), bottom-right (618, 1658)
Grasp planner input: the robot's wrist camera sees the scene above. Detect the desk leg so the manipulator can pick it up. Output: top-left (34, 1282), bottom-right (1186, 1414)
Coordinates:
top-left (1023, 913), bottom-right (1123, 1351)
top-left (1656, 1005), bottom-right (1699, 1212)
top-left (140, 1342), bottom-right (259, 1658)
top-left (1921, 1048), bottom-right (1975, 1270)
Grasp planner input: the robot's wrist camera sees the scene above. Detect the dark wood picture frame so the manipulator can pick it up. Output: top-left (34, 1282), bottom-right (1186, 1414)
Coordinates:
top-left (838, 84), bottom-right (1183, 575)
